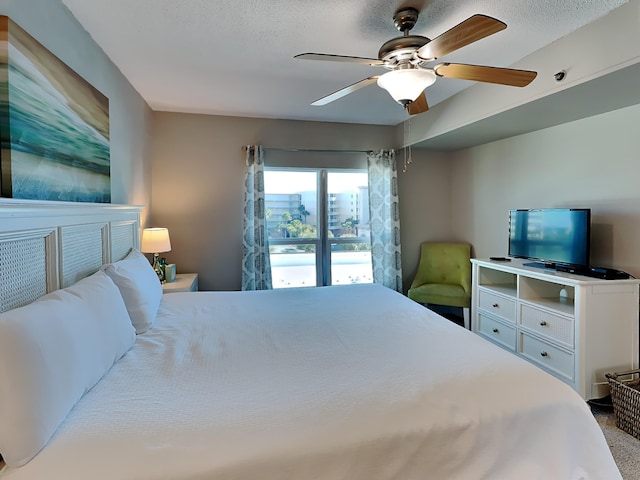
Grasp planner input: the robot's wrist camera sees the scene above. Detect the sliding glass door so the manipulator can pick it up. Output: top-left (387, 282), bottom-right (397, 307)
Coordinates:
top-left (264, 168), bottom-right (372, 288)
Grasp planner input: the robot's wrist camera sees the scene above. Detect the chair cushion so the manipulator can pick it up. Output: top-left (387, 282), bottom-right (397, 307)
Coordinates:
top-left (408, 242), bottom-right (472, 310)
top-left (415, 243), bottom-right (470, 286)
top-left (408, 283), bottom-right (471, 308)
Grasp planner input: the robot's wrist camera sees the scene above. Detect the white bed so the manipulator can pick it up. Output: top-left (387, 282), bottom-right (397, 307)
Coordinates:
top-left (0, 203), bottom-right (622, 479)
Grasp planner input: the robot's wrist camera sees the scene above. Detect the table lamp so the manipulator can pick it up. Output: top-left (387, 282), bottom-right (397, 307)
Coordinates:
top-left (141, 227), bottom-right (171, 281)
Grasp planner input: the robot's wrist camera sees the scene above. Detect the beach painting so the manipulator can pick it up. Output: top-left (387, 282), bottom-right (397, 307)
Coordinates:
top-left (0, 16), bottom-right (110, 203)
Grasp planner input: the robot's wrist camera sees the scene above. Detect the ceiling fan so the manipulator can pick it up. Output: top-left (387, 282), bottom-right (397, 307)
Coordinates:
top-left (295, 7), bottom-right (537, 115)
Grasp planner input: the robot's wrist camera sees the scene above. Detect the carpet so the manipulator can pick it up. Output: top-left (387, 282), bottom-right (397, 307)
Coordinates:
top-left (592, 406), bottom-right (640, 479)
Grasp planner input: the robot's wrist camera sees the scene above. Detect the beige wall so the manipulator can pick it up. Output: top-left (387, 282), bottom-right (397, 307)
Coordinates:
top-left (396, 150), bottom-right (452, 291)
top-left (152, 103), bottom-right (640, 292)
top-left (449, 103), bottom-right (640, 277)
top-left (150, 113), bottom-right (453, 291)
top-left (1, 0), bottom-right (153, 222)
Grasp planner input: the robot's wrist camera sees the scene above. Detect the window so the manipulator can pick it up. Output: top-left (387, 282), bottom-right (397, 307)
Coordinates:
top-left (265, 168), bottom-right (372, 288)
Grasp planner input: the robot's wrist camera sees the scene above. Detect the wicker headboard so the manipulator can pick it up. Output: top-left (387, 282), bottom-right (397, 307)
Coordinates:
top-left (0, 200), bottom-right (142, 314)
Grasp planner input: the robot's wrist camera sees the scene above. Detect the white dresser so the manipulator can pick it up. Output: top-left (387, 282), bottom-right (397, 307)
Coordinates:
top-left (471, 258), bottom-right (639, 400)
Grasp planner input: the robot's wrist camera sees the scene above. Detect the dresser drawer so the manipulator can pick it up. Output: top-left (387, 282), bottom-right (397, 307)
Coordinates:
top-left (478, 312), bottom-right (516, 351)
top-left (519, 332), bottom-right (574, 382)
top-left (520, 303), bottom-right (574, 347)
top-left (478, 289), bottom-right (516, 323)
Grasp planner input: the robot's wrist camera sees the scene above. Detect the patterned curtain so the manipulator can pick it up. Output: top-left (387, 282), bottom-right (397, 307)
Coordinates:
top-left (241, 145), bottom-right (273, 290)
top-left (367, 149), bottom-right (403, 292)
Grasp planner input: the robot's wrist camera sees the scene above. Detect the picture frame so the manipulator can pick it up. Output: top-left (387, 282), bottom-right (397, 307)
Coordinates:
top-left (0, 16), bottom-right (110, 203)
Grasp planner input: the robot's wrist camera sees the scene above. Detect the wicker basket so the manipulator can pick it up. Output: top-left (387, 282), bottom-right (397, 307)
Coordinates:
top-left (606, 369), bottom-right (640, 439)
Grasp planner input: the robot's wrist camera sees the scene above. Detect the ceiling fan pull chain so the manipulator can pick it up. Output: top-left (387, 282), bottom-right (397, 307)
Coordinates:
top-left (403, 114), bottom-right (409, 172)
top-left (402, 112), bottom-right (413, 173)
top-left (407, 115), bottom-right (413, 167)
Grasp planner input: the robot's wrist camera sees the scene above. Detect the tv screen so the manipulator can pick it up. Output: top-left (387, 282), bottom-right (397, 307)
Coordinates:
top-left (508, 208), bottom-right (591, 268)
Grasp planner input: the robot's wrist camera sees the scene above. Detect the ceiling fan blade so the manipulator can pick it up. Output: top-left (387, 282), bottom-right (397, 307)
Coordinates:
top-left (311, 76), bottom-right (380, 106)
top-left (434, 63), bottom-right (537, 87)
top-left (295, 53), bottom-right (384, 67)
top-left (416, 14), bottom-right (506, 61)
top-left (407, 92), bottom-right (429, 115)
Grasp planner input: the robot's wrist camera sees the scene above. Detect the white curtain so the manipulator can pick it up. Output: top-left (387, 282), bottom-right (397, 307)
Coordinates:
top-left (241, 145), bottom-right (273, 290)
top-left (367, 149), bottom-right (403, 292)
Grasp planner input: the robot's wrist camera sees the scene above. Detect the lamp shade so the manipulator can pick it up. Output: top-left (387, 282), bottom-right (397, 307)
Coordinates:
top-left (377, 69), bottom-right (436, 104)
top-left (141, 228), bottom-right (171, 254)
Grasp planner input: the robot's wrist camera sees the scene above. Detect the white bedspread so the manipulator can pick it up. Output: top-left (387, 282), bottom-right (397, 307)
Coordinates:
top-left (1, 284), bottom-right (620, 479)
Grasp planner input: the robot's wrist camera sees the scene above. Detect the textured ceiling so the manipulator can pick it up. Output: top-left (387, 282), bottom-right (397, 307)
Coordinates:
top-left (61, 0), bottom-right (627, 126)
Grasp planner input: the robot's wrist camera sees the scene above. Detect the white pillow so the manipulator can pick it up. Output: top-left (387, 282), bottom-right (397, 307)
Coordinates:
top-left (0, 271), bottom-right (136, 467)
top-left (101, 249), bottom-right (162, 334)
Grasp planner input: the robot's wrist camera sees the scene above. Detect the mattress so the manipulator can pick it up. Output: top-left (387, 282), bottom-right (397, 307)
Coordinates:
top-left (0, 284), bottom-right (620, 479)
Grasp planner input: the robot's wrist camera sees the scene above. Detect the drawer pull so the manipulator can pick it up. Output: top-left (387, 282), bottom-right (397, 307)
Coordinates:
top-left (540, 351), bottom-right (549, 357)
top-left (492, 303), bottom-right (499, 308)
top-left (492, 328), bottom-right (499, 333)
top-left (539, 321), bottom-right (548, 326)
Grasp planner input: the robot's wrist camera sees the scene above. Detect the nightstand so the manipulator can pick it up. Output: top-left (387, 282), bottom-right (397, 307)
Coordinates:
top-left (162, 273), bottom-right (198, 293)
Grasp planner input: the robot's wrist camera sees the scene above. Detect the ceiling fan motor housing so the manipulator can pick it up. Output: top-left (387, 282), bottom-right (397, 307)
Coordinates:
top-left (380, 7), bottom-right (431, 66)
top-left (378, 35), bottom-right (430, 65)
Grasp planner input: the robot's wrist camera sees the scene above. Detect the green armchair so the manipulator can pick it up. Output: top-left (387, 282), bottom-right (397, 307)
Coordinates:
top-left (407, 242), bottom-right (472, 329)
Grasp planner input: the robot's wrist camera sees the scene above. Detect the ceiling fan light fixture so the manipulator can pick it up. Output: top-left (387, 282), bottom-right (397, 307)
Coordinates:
top-left (377, 69), bottom-right (436, 105)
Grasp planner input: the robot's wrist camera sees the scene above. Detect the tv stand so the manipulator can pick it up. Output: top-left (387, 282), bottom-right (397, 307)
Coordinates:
top-left (471, 258), bottom-right (640, 400)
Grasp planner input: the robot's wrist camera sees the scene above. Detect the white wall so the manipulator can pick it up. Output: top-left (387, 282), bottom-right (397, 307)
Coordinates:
top-left (0, 0), bottom-right (153, 222)
top-left (449, 103), bottom-right (640, 277)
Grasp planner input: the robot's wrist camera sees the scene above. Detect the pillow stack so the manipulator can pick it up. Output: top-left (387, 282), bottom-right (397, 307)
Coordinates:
top-left (0, 271), bottom-right (136, 467)
top-left (101, 249), bottom-right (163, 334)
top-left (0, 248), bottom-right (163, 467)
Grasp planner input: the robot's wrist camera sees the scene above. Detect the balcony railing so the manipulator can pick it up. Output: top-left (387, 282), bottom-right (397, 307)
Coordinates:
top-left (270, 250), bottom-right (373, 288)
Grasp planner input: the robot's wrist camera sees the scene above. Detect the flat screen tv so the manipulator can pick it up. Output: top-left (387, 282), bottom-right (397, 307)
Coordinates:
top-left (508, 208), bottom-right (591, 269)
